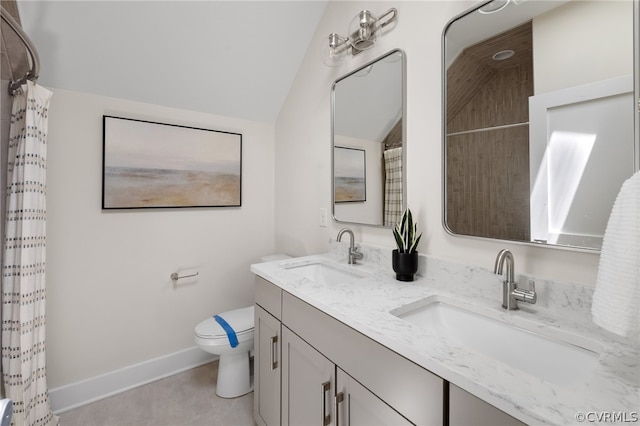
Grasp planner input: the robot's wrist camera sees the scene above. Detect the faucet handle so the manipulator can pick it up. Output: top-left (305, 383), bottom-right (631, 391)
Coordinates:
top-left (527, 280), bottom-right (537, 303)
top-left (351, 246), bottom-right (364, 260)
top-left (513, 279), bottom-right (537, 305)
top-left (528, 280), bottom-right (536, 293)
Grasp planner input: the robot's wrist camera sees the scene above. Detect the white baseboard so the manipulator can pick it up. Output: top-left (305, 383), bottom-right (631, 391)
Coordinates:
top-left (49, 347), bottom-right (217, 414)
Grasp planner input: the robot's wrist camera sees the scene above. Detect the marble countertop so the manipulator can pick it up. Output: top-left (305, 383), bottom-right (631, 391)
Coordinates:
top-left (251, 244), bottom-right (639, 425)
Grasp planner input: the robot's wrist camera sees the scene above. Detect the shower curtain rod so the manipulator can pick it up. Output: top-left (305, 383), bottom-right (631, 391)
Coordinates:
top-left (1, 5), bottom-right (40, 95)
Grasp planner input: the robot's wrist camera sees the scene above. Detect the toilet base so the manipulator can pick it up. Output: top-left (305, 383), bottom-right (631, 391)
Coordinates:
top-left (216, 351), bottom-right (253, 398)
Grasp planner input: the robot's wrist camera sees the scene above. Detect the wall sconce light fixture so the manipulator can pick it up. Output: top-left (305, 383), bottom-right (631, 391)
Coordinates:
top-left (323, 8), bottom-right (398, 67)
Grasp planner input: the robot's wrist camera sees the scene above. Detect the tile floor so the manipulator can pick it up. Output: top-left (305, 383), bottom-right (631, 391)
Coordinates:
top-left (59, 362), bottom-right (255, 426)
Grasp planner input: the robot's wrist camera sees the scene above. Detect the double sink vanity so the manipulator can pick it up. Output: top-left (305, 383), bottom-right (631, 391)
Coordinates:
top-left (251, 243), bottom-right (639, 425)
top-left (251, 0), bottom-right (640, 423)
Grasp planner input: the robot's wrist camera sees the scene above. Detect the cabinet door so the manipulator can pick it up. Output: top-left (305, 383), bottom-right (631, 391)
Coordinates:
top-left (254, 305), bottom-right (281, 426)
top-left (336, 368), bottom-right (412, 426)
top-left (282, 291), bottom-right (443, 425)
top-left (449, 384), bottom-right (526, 426)
top-left (282, 326), bottom-right (335, 426)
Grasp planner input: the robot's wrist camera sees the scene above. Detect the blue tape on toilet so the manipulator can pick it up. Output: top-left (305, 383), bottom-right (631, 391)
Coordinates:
top-left (213, 315), bottom-right (239, 348)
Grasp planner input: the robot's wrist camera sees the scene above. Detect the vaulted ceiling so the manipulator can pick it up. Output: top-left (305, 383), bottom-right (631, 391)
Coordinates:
top-left (17, 1), bottom-right (328, 123)
top-left (447, 22), bottom-right (533, 127)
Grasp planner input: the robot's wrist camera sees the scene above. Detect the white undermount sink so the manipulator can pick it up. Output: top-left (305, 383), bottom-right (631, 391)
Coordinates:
top-left (283, 259), bottom-right (371, 285)
top-left (391, 298), bottom-right (602, 386)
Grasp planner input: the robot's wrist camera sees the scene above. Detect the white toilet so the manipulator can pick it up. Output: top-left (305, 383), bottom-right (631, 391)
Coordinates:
top-left (194, 254), bottom-right (289, 398)
top-left (194, 305), bottom-right (255, 398)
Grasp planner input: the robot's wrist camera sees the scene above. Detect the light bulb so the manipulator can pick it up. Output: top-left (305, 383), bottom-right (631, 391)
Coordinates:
top-left (321, 33), bottom-right (348, 67)
top-left (349, 10), bottom-right (378, 52)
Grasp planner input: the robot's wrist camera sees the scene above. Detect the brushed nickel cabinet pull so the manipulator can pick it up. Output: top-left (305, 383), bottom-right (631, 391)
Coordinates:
top-left (270, 335), bottom-right (278, 370)
top-left (335, 391), bottom-right (345, 426)
top-left (322, 381), bottom-right (331, 426)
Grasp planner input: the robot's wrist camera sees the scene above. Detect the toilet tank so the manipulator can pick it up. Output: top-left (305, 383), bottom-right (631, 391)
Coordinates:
top-left (260, 254), bottom-right (290, 263)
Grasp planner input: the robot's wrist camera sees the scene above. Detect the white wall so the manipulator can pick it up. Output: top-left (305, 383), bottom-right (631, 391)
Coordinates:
top-left (533, 0), bottom-right (633, 94)
top-left (275, 0), bottom-right (600, 285)
top-left (46, 89), bottom-right (276, 388)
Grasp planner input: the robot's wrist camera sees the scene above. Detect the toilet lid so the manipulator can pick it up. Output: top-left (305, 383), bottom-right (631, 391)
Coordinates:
top-left (195, 305), bottom-right (254, 338)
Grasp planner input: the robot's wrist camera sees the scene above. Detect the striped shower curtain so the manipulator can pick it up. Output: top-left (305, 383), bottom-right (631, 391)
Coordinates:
top-left (2, 81), bottom-right (57, 426)
top-left (383, 147), bottom-right (403, 227)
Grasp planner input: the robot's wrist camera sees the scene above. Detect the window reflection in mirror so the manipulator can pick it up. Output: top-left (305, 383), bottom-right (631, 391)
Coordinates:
top-left (332, 49), bottom-right (405, 227)
top-left (443, 0), bottom-right (637, 250)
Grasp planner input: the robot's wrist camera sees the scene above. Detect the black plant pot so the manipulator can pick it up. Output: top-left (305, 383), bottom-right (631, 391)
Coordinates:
top-left (392, 249), bottom-right (419, 282)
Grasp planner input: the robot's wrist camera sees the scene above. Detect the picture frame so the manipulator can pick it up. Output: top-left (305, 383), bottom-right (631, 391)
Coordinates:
top-left (102, 116), bottom-right (242, 209)
top-left (334, 146), bottom-right (366, 203)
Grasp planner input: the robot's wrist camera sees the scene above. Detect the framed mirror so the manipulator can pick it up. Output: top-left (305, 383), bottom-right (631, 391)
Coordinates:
top-left (443, 0), bottom-right (638, 251)
top-left (332, 49), bottom-right (406, 227)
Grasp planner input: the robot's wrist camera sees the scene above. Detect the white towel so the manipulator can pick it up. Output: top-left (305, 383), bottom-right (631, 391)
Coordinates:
top-left (591, 170), bottom-right (640, 338)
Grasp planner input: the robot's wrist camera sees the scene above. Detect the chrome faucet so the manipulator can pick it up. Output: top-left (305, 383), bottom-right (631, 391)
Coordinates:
top-left (493, 249), bottom-right (537, 310)
top-left (337, 228), bottom-right (364, 265)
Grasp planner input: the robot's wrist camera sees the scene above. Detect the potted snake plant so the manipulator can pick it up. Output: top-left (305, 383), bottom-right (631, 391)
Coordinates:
top-left (392, 207), bottom-right (422, 281)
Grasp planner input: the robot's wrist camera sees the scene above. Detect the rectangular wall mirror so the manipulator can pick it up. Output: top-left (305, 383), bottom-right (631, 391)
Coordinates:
top-left (332, 49), bottom-right (406, 227)
top-left (443, 0), bottom-right (639, 251)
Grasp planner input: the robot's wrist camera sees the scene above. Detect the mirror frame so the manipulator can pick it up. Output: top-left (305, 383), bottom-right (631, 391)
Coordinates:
top-left (441, 0), bottom-right (639, 252)
top-left (331, 48), bottom-right (407, 228)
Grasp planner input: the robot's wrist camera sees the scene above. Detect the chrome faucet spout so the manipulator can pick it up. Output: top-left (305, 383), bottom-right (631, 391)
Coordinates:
top-left (493, 249), bottom-right (514, 283)
top-left (337, 228), bottom-right (363, 265)
top-left (494, 249), bottom-right (536, 310)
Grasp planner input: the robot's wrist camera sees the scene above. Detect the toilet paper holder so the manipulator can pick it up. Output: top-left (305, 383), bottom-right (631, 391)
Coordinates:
top-left (170, 271), bottom-right (199, 283)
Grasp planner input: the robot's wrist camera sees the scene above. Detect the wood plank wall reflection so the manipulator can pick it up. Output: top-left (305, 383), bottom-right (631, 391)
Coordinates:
top-left (446, 22), bottom-right (533, 241)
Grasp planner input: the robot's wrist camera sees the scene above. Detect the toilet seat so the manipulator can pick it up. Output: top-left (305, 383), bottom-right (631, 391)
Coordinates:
top-left (194, 304), bottom-right (260, 398)
top-left (195, 306), bottom-right (254, 341)
top-left (195, 333), bottom-right (253, 347)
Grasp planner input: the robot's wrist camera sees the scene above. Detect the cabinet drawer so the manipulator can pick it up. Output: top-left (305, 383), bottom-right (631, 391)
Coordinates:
top-left (282, 291), bottom-right (443, 425)
top-left (255, 276), bottom-right (282, 319)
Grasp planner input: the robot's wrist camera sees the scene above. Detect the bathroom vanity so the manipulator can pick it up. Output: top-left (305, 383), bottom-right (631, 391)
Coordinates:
top-left (251, 244), bottom-right (639, 425)
top-left (254, 0), bottom-right (640, 422)
top-left (255, 276), bottom-right (444, 425)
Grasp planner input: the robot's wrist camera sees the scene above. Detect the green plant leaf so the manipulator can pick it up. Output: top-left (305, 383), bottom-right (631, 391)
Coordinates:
top-left (393, 207), bottom-right (423, 253)
top-left (406, 209), bottom-right (414, 250)
top-left (393, 226), bottom-right (405, 252)
top-left (409, 232), bottom-right (422, 253)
